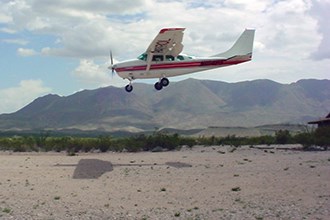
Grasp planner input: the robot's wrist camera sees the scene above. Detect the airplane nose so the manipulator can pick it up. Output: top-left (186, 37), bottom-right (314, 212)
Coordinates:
top-left (108, 64), bottom-right (116, 70)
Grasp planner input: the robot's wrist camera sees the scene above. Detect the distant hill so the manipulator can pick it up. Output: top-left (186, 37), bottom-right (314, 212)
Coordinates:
top-left (0, 78), bottom-right (329, 133)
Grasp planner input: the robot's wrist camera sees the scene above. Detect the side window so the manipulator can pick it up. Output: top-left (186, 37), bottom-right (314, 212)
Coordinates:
top-left (152, 55), bottom-right (163, 61)
top-left (165, 55), bottom-right (174, 61)
top-left (176, 55), bottom-right (184, 60)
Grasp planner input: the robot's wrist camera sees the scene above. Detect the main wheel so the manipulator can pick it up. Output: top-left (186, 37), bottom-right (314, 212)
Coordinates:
top-left (160, 78), bottom-right (169, 87)
top-left (125, 84), bottom-right (133, 92)
top-left (154, 82), bottom-right (163, 90)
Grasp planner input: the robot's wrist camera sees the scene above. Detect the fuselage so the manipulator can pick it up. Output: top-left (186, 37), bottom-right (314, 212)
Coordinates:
top-left (112, 53), bottom-right (252, 80)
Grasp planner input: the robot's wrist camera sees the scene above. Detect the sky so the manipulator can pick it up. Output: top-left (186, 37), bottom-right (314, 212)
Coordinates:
top-left (0, 0), bottom-right (329, 114)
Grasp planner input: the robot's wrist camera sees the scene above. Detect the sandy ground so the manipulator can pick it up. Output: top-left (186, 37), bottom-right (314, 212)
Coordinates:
top-left (0, 145), bottom-right (329, 220)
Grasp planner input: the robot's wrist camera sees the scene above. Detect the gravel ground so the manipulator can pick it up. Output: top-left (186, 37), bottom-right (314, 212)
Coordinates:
top-left (0, 145), bottom-right (329, 219)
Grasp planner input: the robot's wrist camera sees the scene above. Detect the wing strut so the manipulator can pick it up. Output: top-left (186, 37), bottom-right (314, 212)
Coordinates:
top-left (146, 52), bottom-right (153, 72)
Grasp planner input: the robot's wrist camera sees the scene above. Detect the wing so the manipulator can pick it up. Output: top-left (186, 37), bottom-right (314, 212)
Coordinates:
top-left (146, 28), bottom-right (185, 57)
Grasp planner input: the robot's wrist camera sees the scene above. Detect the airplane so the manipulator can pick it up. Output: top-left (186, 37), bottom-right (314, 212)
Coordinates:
top-left (109, 28), bottom-right (255, 92)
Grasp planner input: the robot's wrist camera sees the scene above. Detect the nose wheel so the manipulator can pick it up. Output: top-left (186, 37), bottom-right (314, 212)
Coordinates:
top-left (125, 84), bottom-right (133, 92)
top-left (154, 77), bottom-right (170, 91)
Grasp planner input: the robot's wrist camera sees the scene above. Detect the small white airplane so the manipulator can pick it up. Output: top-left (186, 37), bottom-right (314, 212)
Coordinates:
top-left (109, 28), bottom-right (255, 92)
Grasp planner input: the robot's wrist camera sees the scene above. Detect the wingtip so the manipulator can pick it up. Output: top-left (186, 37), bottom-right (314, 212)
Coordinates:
top-left (159, 27), bottom-right (185, 34)
top-left (244, 28), bottom-right (256, 32)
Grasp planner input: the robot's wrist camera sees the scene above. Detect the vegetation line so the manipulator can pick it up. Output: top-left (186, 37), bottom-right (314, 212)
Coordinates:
top-left (0, 128), bottom-right (329, 153)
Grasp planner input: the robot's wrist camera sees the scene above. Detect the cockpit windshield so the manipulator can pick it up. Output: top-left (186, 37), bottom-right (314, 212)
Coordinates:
top-left (137, 53), bottom-right (148, 61)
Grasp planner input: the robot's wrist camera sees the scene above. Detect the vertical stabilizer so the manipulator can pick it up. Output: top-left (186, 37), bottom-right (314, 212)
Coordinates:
top-left (213, 29), bottom-right (255, 58)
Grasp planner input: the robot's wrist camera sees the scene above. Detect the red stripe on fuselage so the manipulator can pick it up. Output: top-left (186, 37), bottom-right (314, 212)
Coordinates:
top-left (115, 57), bottom-right (250, 73)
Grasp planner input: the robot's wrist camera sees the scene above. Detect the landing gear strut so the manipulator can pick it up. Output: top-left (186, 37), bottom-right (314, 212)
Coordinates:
top-left (154, 77), bottom-right (170, 91)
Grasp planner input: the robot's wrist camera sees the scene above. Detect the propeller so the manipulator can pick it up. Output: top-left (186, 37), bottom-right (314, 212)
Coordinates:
top-left (109, 50), bottom-right (115, 77)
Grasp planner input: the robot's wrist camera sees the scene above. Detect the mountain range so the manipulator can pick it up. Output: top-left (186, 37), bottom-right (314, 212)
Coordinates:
top-left (0, 78), bottom-right (329, 133)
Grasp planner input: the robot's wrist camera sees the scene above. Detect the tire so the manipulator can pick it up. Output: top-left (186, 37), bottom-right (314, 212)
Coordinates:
top-left (160, 78), bottom-right (169, 87)
top-left (125, 84), bottom-right (133, 92)
top-left (154, 82), bottom-right (163, 90)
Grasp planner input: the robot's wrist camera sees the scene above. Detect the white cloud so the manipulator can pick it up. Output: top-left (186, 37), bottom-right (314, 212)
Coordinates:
top-left (0, 12), bottom-right (12, 23)
top-left (259, 0), bottom-right (319, 58)
top-left (2, 38), bottom-right (28, 45)
top-left (72, 59), bottom-right (109, 85)
top-left (72, 59), bottom-right (126, 88)
top-left (2, 0), bottom-right (323, 60)
top-left (0, 27), bottom-right (17, 33)
top-left (0, 79), bottom-right (52, 113)
top-left (310, 0), bottom-right (330, 60)
top-left (17, 48), bottom-right (37, 56)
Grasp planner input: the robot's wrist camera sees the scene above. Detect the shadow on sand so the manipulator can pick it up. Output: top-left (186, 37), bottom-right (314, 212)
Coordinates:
top-left (55, 159), bottom-right (192, 179)
top-left (73, 159), bottom-right (113, 179)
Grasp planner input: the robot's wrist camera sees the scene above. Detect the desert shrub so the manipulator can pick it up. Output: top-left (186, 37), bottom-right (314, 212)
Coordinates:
top-left (22, 136), bottom-right (38, 151)
top-left (197, 135), bottom-right (218, 145)
top-left (275, 130), bottom-right (292, 144)
top-left (195, 136), bottom-right (212, 145)
top-left (8, 137), bottom-right (26, 152)
top-left (66, 138), bottom-right (83, 153)
top-left (196, 135), bottom-right (277, 147)
top-left (10, 136), bottom-right (38, 152)
top-left (34, 131), bottom-right (50, 148)
top-left (0, 136), bottom-right (35, 152)
top-left (13, 145), bottom-right (26, 152)
top-left (115, 133), bottom-right (189, 152)
top-left (219, 135), bottom-right (246, 147)
top-left (107, 139), bottom-right (125, 152)
top-left (294, 132), bottom-right (314, 150)
top-left (125, 137), bottom-right (145, 152)
top-left (81, 138), bottom-right (98, 152)
top-left (98, 135), bottom-right (112, 152)
top-left (45, 136), bottom-right (71, 152)
top-left (248, 135), bottom-right (275, 145)
top-left (0, 138), bottom-right (10, 150)
top-left (74, 137), bottom-right (99, 152)
top-left (147, 132), bottom-right (181, 150)
top-left (178, 136), bottom-right (195, 148)
top-left (314, 127), bottom-right (330, 149)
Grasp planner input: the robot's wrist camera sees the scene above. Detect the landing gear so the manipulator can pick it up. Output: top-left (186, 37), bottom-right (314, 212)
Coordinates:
top-left (154, 77), bottom-right (169, 91)
top-left (160, 78), bottom-right (169, 87)
top-left (125, 84), bottom-right (133, 92)
top-left (124, 77), bottom-right (170, 92)
top-left (154, 82), bottom-right (163, 90)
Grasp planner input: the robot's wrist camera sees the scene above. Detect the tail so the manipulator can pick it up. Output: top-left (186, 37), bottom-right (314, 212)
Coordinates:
top-left (213, 29), bottom-right (255, 59)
